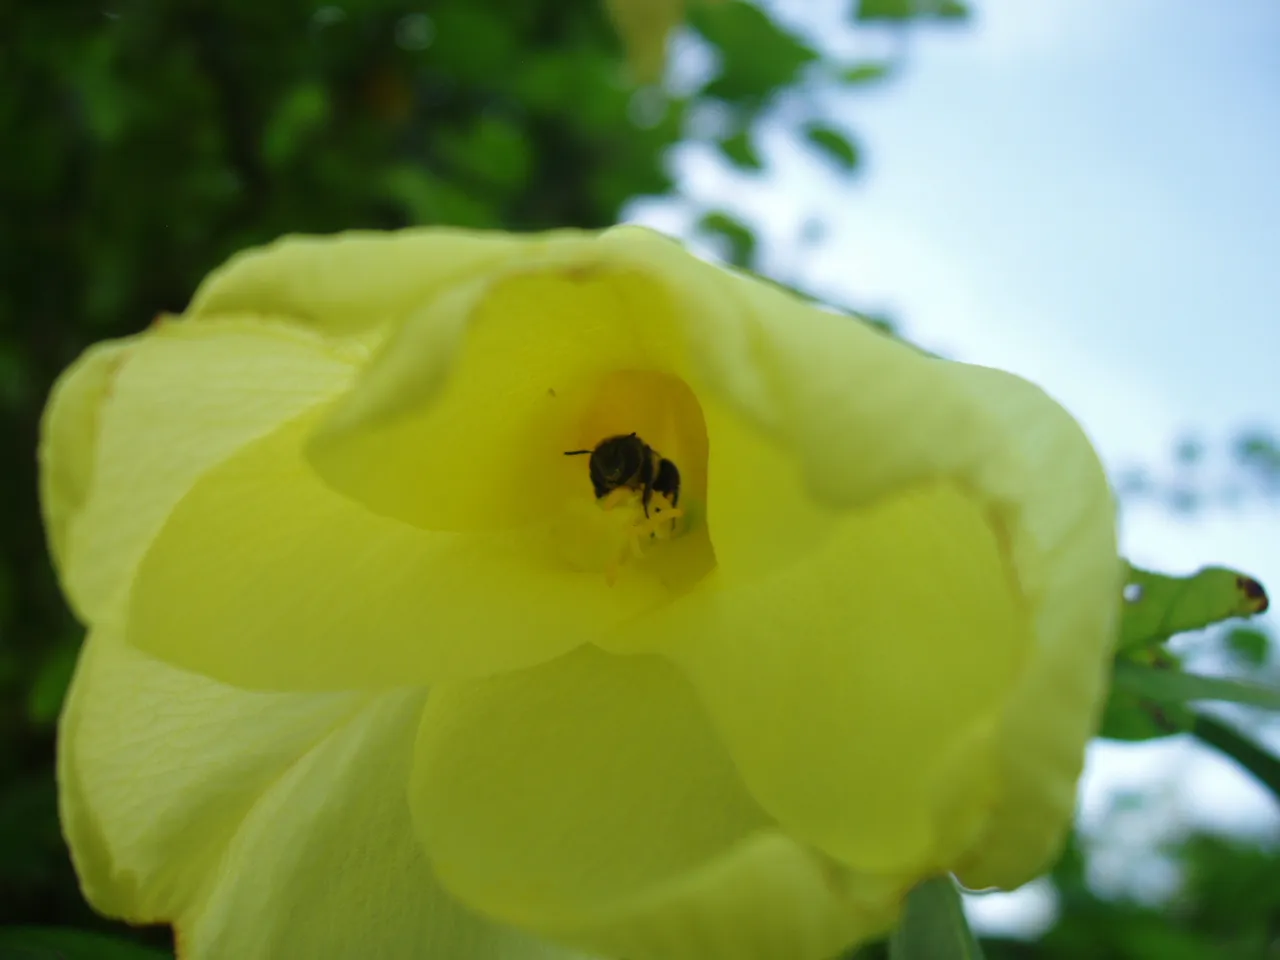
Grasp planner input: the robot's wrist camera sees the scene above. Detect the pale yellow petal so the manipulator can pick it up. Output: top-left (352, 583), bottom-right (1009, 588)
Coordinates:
top-left (947, 365), bottom-right (1120, 889)
top-left (562, 832), bottom-right (904, 960)
top-left (570, 234), bottom-right (1112, 880)
top-left (412, 645), bottom-right (769, 926)
top-left (58, 620), bottom-right (370, 923)
top-left (38, 337), bottom-right (135, 602)
top-left (62, 319), bottom-right (355, 623)
top-left (187, 228), bottom-right (529, 336)
top-left (59, 625), bottom-right (579, 960)
top-left (638, 478), bottom-right (1025, 876)
top-left (411, 645), bottom-right (899, 960)
top-left (126, 411), bottom-right (668, 690)
top-left (304, 226), bottom-right (1025, 872)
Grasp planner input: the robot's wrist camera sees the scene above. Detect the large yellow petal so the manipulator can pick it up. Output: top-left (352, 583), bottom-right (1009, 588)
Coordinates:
top-left (125, 411), bottom-right (669, 690)
top-left (38, 337), bottom-right (135, 600)
top-left (411, 645), bottom-right (900, 960)
top-left (187, 228), bottom-right (529, 336)
top-left (564, 832), bottom-right (905, 960)
top-left (298, 226), bottom-right (1026, 871)
top-left (58, 319), bottom-right (355, 623)
top-left (58, 622), bottom-right (369, 923)
top-left (623, 355), bottom-right (1113, 881)
top-left (640, 478), bottom-right (1025, 876)
top-left (945, 365), bottom-right (1120, 889)
top-left (59, 625), bottom-right (579, 960)
top-left (568, 236), bottom-right (1111, 881)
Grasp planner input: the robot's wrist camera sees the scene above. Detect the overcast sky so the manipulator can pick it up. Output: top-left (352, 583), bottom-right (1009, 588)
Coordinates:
top-left (629, 0), bottom-right (1280, 935)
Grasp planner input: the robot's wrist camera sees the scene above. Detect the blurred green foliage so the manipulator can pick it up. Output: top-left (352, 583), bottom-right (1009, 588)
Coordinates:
top-left (2, 0), bottom-right (1279, 958)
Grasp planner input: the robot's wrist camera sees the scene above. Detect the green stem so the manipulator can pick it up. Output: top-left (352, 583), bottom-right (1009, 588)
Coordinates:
top-left (888, 876), bottom-right (985, 960)
top-left (1192, 712), bottom-right (1280, 801)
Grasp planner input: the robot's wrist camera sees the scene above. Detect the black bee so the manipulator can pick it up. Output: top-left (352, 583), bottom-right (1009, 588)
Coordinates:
top-left (564, 432), bottom-right (681, 517)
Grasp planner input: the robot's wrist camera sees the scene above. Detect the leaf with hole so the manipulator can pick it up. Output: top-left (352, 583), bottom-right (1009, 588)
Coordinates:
top-left (1119, 563), bottom-right (1268, 653)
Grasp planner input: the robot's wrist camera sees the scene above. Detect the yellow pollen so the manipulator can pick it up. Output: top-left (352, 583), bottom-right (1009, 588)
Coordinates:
top-left (599, 490), bottom-right (685, 586)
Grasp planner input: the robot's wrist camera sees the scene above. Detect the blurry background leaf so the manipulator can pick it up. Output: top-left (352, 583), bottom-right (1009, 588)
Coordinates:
top-left (696, 210), bottom-right (757, 266)
top-left (803, 122), bottom-right (861, 171)
top-left (25, 634), bottom-right (81, 726)
top-left (1223, 625), bottom-right (1269, 668)
top-left (854, 0), bottom-right (970, 23)
top-left (691, 0), bottom-right (818, 102)
top-left (0, 926), bottom-right (171, 959)
top-left (839, 61), bottom-right (894, 84)
top-left (717, 129), bottom-right (764, 170)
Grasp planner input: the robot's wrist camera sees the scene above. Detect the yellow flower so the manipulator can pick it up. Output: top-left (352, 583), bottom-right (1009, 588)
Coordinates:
top-left (42, 226), bottom-right (1119, 960)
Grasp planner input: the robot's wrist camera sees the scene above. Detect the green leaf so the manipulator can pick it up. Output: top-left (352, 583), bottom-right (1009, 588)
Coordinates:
top-left (889, 876), bottom-right (984, 960)
top-left (436, 114), bottom-right (532, 191)
top-left (1225, 626), bottom-right (1270, 667)
top-left (262, 83), bottom-right (330, 169)
top-left (27, 636), bottom-right (81, 725)
top-left (803, 123), bottom-right (860, 171)
top-left (839, 61), bottom-right (893, 84)
top-left (1119, 564), bottom-right (1269, 653)
top-left (1098, 684), bottom-right (1194, 742)
top-left (691, 1), bottom-right (818, 101)
top-left (0, 927), bottom-right (171, 960)
top-left (717, 129), bottom-right (763, 170)
top-left (855, 0), bottom-right (970, 22)
top-left (1111, 661), bottom-right (1280, 711)
top-left (856, 0), bottom-right (914, 19)
top-left (1192, 714), bottom-right (1280, 802)
top-left (696, 211), bottom-right (756, 267)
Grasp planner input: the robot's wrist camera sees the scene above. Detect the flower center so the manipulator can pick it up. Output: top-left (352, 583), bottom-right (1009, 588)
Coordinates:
top-left (554, 370), bottom-right (715, 592)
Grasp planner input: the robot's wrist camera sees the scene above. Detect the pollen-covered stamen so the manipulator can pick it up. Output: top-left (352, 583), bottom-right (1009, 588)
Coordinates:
top-left (601, 489), bottom-right (687, 585)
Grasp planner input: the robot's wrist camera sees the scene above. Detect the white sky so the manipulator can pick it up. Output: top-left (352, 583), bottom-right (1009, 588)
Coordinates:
top-left (627, 0), bottom-right (1280, 938)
